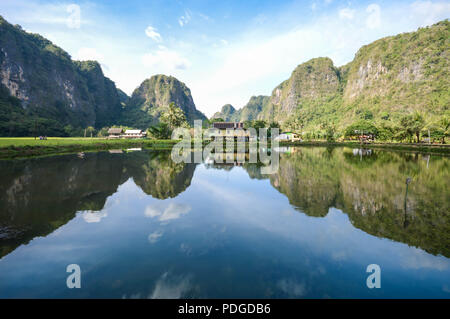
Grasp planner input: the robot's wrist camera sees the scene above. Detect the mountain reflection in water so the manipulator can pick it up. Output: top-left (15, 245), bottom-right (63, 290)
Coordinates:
top-left (0, 147), bottom-right (449, 298)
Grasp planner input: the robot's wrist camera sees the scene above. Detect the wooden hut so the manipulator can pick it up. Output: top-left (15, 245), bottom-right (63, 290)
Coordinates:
top-left (107, 128), bottom-right (124, 138)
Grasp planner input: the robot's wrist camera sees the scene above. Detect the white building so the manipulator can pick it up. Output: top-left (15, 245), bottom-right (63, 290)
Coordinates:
top-left (123, 129), bottom-right (146, 138)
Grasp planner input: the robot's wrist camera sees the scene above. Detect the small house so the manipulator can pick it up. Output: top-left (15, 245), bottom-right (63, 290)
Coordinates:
top-left (108, 128), bottom-right (124, 138)
top-left (275, 132), bottom-right (301, 142)
top-left (212, 122), bottom-right (244, 130)
top-left (124, 129), bottom-right (146, 139)
top-left (211, 122), bottom-right (249, 141)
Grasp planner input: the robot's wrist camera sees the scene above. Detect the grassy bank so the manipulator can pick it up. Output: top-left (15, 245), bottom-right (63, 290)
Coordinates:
top-left (0, 137), bottom-right (178, 159)
top-left (1, 137), bottom-right (449, 159)
top-left (280, 140), bottom-right (450, 154)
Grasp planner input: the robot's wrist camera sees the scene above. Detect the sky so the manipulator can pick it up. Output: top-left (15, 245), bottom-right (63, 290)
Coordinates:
top-left (1, 0), bottom-right (449, 117)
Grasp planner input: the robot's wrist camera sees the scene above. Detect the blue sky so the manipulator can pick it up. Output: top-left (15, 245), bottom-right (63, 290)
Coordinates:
top-left (1, 0), bottom-right (449, 116)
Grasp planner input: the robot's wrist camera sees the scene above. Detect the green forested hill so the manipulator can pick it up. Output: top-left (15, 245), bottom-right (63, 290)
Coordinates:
top-left (212, 96), bottom-right (271, 122)
top-left (217, 20), bottom-right (449, 140)
top-left (212, 104), bottom-right (237, 121)
top-left (0, 15), bottom-right (207, 135)
top-left (121, 74), bottom-right (207, 129)
top-left (0, 16), bottom-right (123, 136)
top-left (1, 14), bottom-right (448, 138)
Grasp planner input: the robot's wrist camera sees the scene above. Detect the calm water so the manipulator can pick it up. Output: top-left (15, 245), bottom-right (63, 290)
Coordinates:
top-left (0, 147), bottom-right (449, 298)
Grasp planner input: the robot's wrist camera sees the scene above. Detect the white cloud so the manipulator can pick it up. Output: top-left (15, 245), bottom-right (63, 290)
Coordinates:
top-left (145, 26), bottom-right (162, 42)
top-left (1, 1), bottom-right (87, 28)
top-left (145, 206), bottom-right (161, 218)
top-left (142, 46), bottom-right (191, 70)
top-left (81, 210), bottom-right (108, 223)
top-left (198, 13), bottom-right (211, 21)
top-left (410, 0), bottom-right (450, 27)
top-left (148, 230), bottom-right (163, 243)
top-left (178, 10), bottom-right (191, 27)
top-left (145, 202), bottom-right (191, 221)
top-left (366, 4), bottom-right (382, 29)
top-left (75, 47), bottom-right (104, 62)
top-left (339, 8), bottom-right (356, 20)
top-left (149, 272), bottom-right (192, 299)
top-left (400, 247), bottom-right (450, 270)
top-left (192, 1), bottom-right (450, 115)
top-left (4, 0), bottom-right (450, 117)
top-left (277, 278), bottom-right (307, 297)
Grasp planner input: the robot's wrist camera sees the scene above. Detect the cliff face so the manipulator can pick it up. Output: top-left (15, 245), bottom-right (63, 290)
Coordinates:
top-left (267, 57), bottom-right (341, 121)
top-left (0, 16), bottom-right (123, 136)
top-left (211, 96), bottom-right (270, 123)
top-left (240, 95), bottom-right (270, 122)
top-left (122, 74), bottom-right (207, 128)
top-left (343, 20), bottom-right (449, 111)
top-left (222, 20), bottom-right (449, 129)
top-left (212, 104), bottom-right (237, 121)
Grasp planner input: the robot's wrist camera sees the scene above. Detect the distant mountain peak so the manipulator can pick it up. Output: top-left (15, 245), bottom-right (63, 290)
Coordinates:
top-left (122, 74), bottom-right (206, 128)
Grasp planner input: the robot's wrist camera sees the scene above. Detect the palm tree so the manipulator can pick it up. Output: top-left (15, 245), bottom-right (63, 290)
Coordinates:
top-left (160, 102), bottom-right (188, 130)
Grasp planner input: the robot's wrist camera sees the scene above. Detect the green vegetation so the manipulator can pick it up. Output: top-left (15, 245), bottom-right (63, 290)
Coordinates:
top-left (215, 20), bottom-right (449, 145)
top-left (0, 16), bottom-right (206, 137)
top-left (259, 147), bottom-right (450, 257)
top-left (160, 102), bottom-right (189, 130)
top-left (147, 102), bottom-right (189, 139)
top-left (1, 14), bottom-right (448, 146)
top-left (122, 74), bottom-right (206, 129)
top-left (212, 97), bottom-right (270, 122)
top-left (0, 16), bottom-right (123, 136)
top-left (211, 104), bottom-right (237, 121)
top-left (344, 120), bottom-right (379, 138)
top-left (0, 150), bottom-right (196, 257)
top-left (0, 137), bottom-right (178, 159)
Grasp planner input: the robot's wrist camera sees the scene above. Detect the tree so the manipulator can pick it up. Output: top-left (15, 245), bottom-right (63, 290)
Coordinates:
top-left (400, 112), bottom-right (425, 143)
top-left (284, 117), bottom-right (303, 132)
top-left (160, 102), bottom-right (188, 130)
top-left (97, 127), bottom-right (109, 137)
top-left (377, 121), bottom-right (398, 141)
top-left (423, 116), bottom-right (450, 144)
top-left (439, 116), bottom-right (450, 144)
top-left (148, 122), bottom-right (171, 139)
top-left (86, 126), bottom-right (95, 138)
top-left (321, 122), bottom-right (336, 142)
top-left (64, 124), bottom-right (74, 137)
top-left (210, 118), bottom-right (224, 123)
top-left (256, 120), bottom-right (268, 130)
top-left (268, 121), bottom-right (280, 138)
top-left (344, 120), bottom-right (378, 139)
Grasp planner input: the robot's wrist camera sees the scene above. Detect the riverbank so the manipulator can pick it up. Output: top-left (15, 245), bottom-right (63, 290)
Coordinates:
top-left (0, 137), bottom-right (178, 159)
top-left (1, 137), bottom-right (449, 159)
top-left (280, 140), bottom-right (450, 155)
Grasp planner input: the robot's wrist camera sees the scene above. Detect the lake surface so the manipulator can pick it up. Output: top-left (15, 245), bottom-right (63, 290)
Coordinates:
top-left (0, 147), bottom-right (449, 298)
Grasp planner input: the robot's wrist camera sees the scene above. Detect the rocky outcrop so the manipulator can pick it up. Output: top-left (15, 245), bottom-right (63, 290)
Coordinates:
top-left (211, 96), bottom-right (270, 123)
top-left (219, 20), bottom-right (449, 129)
top-left (0, 16), bottom-right (123, 135)
top-left (122, 74), bottom-right (206, 128)
top-left (212, 104), bottom-right (237, 121)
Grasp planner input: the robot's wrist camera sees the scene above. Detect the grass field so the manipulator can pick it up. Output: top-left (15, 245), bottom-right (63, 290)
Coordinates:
top-left (0, 137), bottom-right (179, 159)
top-left (1, 137), bottom-right (449, 159)
top-left (0, 137), bottom-right (179, 147)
